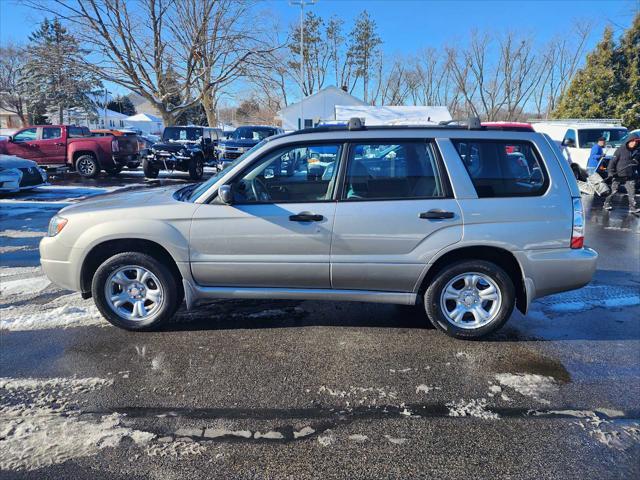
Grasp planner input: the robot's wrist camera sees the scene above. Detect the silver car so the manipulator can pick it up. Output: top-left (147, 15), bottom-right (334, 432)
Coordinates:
top-left (40, 120), bottom-right (597, 339)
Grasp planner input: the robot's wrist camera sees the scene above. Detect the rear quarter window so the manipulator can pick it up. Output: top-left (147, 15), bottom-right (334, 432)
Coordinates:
top-left (452, 139), bottom-right (548, 198)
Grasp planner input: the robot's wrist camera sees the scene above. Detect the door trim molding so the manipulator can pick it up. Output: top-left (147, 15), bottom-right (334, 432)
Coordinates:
top-left (183, 279), bottom-right (416, 309)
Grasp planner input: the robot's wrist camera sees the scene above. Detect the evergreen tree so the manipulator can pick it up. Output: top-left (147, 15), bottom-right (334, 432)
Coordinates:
top-left (20, 18), bottom-right (102, 124)
top-left (106, 95), bottom-right (136, 116)
top-left (615, 14), bottom-right (640, 129)
top-left (348, 10), bottom-right (382, 104)
top-left (553, 27), bottom-right (617, 119)
top-left (554, 15), bottom-right (640, 129)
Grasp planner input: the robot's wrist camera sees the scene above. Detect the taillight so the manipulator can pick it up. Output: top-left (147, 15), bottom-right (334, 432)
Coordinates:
top-left (111, 138), bottom-right (119, 153)
top-left (571, 197), bottom-right (584, 249)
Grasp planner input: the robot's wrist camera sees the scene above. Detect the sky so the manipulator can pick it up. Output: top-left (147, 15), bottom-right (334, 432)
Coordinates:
top-left (1, 0), bottom-right (638, 101)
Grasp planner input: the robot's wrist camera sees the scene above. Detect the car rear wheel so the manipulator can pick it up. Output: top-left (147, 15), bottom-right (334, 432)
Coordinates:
top-left (189, 156), bottom-right (204, 180)
top-left (92, 252), bottom-right (181, 330)
top-left (143, 158), bottom-right (160, 178)
top-left (424, 260), bottom-right (515, 339)
top-left (76, 155), bottom-right (100, 178)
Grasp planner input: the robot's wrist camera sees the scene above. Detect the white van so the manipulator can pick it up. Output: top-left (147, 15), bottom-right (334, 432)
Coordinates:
top-left (532, 119), bottom-right (628, 179)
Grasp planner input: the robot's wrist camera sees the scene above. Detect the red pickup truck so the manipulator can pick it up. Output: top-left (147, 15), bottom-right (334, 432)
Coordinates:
top-left (0, 125), bottom-right (139, 178)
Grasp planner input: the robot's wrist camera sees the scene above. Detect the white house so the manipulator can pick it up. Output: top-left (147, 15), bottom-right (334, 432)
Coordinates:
top-left (334, 105), bottom-right (452, 126)
top-left (277, 86), bottom-right (367, 131)
top-left (124, 112), bottom-right (164, 136)
top-left (46, 107), bottom-right (130, 129)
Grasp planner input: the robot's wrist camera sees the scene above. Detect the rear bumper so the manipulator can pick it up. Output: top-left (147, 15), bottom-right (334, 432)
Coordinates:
top-left (515, 247), bottom-right (598, 303)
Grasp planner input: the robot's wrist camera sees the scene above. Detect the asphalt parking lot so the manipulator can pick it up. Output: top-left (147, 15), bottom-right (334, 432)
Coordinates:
top-left (1, 170), bottom-right (639, 479)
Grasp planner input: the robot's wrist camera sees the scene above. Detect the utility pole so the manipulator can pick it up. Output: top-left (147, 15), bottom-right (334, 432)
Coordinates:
top-left (290, 0), bottom-right (316, 129)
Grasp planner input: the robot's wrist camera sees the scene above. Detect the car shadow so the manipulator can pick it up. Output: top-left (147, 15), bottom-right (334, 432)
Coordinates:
top-left (162, 299), bottom-right (433, 332)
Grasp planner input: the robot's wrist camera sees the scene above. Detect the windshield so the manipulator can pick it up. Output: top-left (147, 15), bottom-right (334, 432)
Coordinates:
top-left (186, 140), bottom-right (268, 202)
top-left (163, 127), bottom-right (203, 142)
top-left (231, 127), bottom-right (277, 141)
top-left (578, 128), bottom-right (628, 148)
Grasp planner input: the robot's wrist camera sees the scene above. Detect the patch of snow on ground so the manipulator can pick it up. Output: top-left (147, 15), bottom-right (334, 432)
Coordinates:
top-left (0, 376), bottom-right (154, 471)
top-left (317, 430), bottom-right (336, 447)
top-left (0, 266), bottom-right (42, 278)
top-left (542, 409), bottom-right (640, 450)
top-left (0, 294), bottom-right (107, 331)
top-left (495, 373), bottom-right (558, 405)
top-left (384, 435), bottom-right (408, 445)
top-left (146, 441), bottom-right (205, 457)
top-left (0, 276), bottom-right (50, 297)
top-left (348, 434), bottom-right (368, 442)
top-left (0, 229), bottom-right (46, 238)
top-left (447, 399), bottom-right (499, 420)
top-left (416, 384), bottom-right (441, 394)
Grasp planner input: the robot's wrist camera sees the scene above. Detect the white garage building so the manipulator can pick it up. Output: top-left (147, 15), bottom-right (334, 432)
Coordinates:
top-left (278, 86), bottom-right (367, 131)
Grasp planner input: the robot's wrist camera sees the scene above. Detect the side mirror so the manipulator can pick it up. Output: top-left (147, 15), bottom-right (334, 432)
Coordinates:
top-left (7, 135), bottom-right (13, 142)
top-left (218, 185), bottom-right (233, 204)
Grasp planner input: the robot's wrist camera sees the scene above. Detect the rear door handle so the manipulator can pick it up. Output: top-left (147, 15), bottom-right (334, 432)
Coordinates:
top-left (289, 212), bottom-right (324, 222)
top-left (419, 209), bottom-right (455, 220)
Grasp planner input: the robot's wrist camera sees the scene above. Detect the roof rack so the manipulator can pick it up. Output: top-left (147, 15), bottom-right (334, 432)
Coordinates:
top-left (287, 116), bottom-right (493, 136)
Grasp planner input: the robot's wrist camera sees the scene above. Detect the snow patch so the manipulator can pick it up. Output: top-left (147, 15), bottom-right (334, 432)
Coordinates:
top-left (0, 266), bottom-right (41, 278)
top-left (1, 294), bottom-right (106, 331)
top-left (348, 434), bottom-right (368, 443)
top-left (447, 399), bottom-right (499, 420)
top-left (495, 373), bottom-right (558, 405)
top-left (0, 276), bottom-right (50, 297)
top-left (293, 426), bottom-right (315, 439)
top-left (384, 435), bottom-right (408, 445)
top-left (416, 384), bottom-right (441, 394)
top-left (317, 430), bottom-right (336, 447)
top-left (0, 229), bottom-right (46, 238)
top-left (146, 441), bottom-right (205, 457)
top-left (0, 376), bottom-right (154, 471)
top-left (254, 430), bottom-right (284, 440)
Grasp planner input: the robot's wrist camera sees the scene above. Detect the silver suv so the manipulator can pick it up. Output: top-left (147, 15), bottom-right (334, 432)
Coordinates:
top-left (40, 120), bottom-right (598, 339)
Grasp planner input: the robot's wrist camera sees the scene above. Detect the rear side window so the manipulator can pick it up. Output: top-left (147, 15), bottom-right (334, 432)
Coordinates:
top-left (42, 127), bottom-right (62, 139)
top-left (68, 127), bottom-right (88, 138)
top-left (343, 142), bottom-right (446, 200)
top-left (452, 140), bottom-right (548, 198)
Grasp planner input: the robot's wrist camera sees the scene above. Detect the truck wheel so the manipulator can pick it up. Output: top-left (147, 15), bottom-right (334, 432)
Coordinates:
top-left (76, 155), bottom-right (100, 178)
top-left (143, 158), bottom-right (160, 178)
top-left (189, 156), bottom-right (204, 180)
top-left (424, 260), bottom-right (515, 340)
top-left (92, 252), bottom-right (182, 330)
top-left (106, 165), bottom-right (123, 176)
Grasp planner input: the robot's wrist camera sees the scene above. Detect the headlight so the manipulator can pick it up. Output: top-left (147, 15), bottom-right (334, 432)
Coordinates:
top-left (48, 215), bottom-right (68, 237)
top-left (39, 167), bottom-right (48, 182)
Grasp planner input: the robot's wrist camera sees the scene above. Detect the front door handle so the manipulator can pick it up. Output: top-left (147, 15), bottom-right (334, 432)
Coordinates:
top-left (420, 209), bottom-right (455, 220)
top-left (54, 142), bottom-right (65, 146)
top-left (289, 212), bottom-right (324, 222)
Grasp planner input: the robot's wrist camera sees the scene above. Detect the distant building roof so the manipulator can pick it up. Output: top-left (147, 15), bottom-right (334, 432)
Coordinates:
top-left (278, 86), bottom-right (367, 116)
top-left (126, 112), bottom-right (162, 122)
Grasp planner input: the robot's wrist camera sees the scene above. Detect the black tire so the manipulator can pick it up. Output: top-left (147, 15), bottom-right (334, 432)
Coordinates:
top-left (76, 154), bottom-right (100, 178)
top-left (127, 163), bottom-right (140, 170)
top-left (143, 158), bottom-right (160, 178)
top-left (424, 260), bottom-right (515, 340)
top-left (105, 164), bottom-right (123, 176)
top-left (188, 156), bottom-right (204, 180)
top-left (92, 252), bottom-right (182, 331)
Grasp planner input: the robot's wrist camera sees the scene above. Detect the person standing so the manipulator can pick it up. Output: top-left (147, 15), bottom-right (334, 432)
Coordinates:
top-left (603, 132), bottom-right (640, 213)
top-left (587, 137), bottom-right (606, 176)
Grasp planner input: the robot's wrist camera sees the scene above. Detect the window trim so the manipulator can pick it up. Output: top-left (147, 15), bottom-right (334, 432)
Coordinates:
top-left (211, 140), bottom-right (346, 206)
top-left (336, 138), bottom-right (453, 203)
top-left (451, 138), bottom-right (550, 198)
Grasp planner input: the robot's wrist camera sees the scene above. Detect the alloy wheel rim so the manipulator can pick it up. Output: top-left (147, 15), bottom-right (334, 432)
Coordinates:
top-left (78, 158), bottom-right (95, 175)
top-left (439, 272), bottom-right (502, 329)
top-left (104, 265), bottom-right (164, 321)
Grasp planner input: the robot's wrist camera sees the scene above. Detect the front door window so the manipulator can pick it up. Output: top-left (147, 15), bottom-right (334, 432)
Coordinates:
top-left (229, 144), bottom-right (342, 203)
top-left (13, 128), bottom-right (37, 142)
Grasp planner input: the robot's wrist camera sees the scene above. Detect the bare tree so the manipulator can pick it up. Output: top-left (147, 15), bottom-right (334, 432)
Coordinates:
top-left (0, 43), bottom-right (28, 126)
top-left (532, 24), bottom-right (591, 118)
top-left (174, 0), bottom-right (280, 126)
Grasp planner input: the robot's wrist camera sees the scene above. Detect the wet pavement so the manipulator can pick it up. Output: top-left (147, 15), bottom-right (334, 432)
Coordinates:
top-left (1, 171), bottom-right (639, 479)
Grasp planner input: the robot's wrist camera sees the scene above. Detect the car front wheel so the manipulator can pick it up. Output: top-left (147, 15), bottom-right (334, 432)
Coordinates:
top-left (424, 260), bottom-right (515, 339)
top-left (92, 252), bottom-right (181, 330)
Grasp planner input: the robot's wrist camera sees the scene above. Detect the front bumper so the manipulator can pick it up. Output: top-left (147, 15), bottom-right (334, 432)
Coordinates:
top-left (515, 247), bottom-right (598, 303)
top-left (40, 236), bottom-right (82, 292)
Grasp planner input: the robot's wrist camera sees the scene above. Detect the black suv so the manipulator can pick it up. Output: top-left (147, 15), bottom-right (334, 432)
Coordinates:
top-left (216, 125), bottom-right (283, 168)
top-left (144, 126), bottom-right (219, 179)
